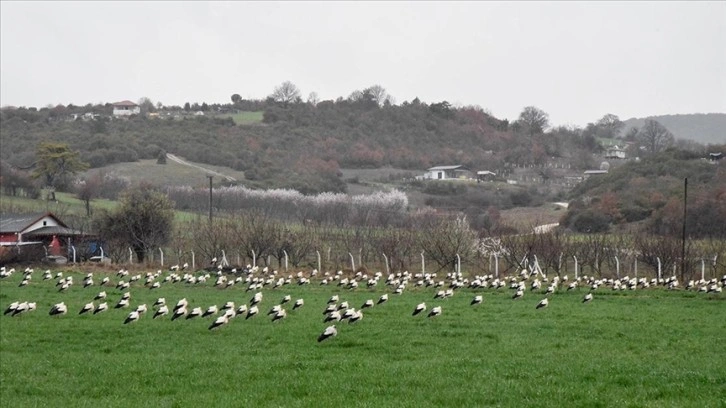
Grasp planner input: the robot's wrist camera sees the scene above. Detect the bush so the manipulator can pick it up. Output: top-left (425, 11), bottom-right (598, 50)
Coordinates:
top-left (621, 206), bottom-right (651, 222)
top-left (509, 189), bottom-right (532, 206)
top-left (571, 210), bottom-right (610, 233)
top-left (422, 181), bottom-right (467, 196)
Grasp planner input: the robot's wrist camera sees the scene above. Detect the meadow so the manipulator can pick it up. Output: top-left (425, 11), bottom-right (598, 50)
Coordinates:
top-left (1, 266), bottom-right (724, 408)
top-left (217, 111), bottom-right (265, 125)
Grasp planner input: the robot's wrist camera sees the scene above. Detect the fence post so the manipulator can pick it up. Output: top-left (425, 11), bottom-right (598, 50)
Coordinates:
top-left (657, 257), bottom-right (662, 281)
top-left (316, 250), bottom-right (321, 274)
top-left (614, 256), bottom-right (620, 279)
top-left (421, 251), bottom-right (425, 274)
top-left (494, 253), bottom-right (499, 278)
top-left (159, 248), bottom-right (164, 267)
top-left (222, 250), bottom-right (230, 267)
top-left (71, 246), bottom-right (76, 264)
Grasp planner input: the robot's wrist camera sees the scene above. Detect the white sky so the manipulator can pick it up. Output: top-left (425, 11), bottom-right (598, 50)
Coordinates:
top-left (1, 1), bottom-right (725, 127)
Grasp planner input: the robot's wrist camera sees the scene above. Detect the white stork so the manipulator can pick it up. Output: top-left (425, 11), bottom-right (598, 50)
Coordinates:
top-left (317, 325), bottom-right (337, 342)
top-left (412, 302), bottom-right (427, 316)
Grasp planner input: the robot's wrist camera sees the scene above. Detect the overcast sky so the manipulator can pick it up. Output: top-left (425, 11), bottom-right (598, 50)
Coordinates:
top-left (1, 1), bottom-right (724, 127)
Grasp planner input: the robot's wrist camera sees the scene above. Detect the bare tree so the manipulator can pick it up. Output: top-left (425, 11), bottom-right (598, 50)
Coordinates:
top-left (516, 106), bottom-right (550, 135)
top-left (364, 85), bottom-right (389, 107)
top-left (637, 120), bottom-right (674, 155)
top-left (270, 81), bottom-right (302, 106)
top-left (635, 234), bottom-right (696, 280)
top-left (570, 234), bottom-right (612, 277)
top-left (596, 114), bottom-right (624, 138)
top-left (370, 226), bottom-right (417, 272)
top-left (416, 216), bottom-right (477, 272)
top-left (75, 174), bottom-right (102, 216)
top-left (531, 231), bottom-right (571, 277)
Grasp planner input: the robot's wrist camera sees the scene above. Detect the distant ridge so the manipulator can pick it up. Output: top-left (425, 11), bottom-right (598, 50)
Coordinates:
top-left (621, 113), bottom-right (726, 145)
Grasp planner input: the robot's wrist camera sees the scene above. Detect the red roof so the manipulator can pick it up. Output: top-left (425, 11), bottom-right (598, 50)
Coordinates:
top-left (112, 100), bottom-right (138, 107)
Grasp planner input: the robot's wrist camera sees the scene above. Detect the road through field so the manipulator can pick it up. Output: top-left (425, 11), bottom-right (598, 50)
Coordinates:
top-left (166, 153), bottom-right (237, 182)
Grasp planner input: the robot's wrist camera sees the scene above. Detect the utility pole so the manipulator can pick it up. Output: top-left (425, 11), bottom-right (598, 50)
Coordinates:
top-left (207, 175), bottom-right (213, 222)
top-left (681, 177), bottom-right (687, 279)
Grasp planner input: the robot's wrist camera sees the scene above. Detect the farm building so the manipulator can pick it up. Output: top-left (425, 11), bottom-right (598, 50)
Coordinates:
top-left (112, 100), bottom-right (140, 116)
top-left (417, 165), bottom-right (474, 180)
top-left (605, 146), bottom-right (626, 159)
top-left (0, 212), bottom-right (91, 264)
top-left (476, 170), bottom-right (497, 182)
top-left (583, 169), bottom-right (608, 178)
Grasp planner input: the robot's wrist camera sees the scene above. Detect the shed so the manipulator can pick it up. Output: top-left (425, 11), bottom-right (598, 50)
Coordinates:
top-left (419, 165), bottom-right (473, 180)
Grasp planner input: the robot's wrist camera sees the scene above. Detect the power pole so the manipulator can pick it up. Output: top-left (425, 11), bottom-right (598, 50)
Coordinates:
top-left (207, 175), bottom-right (213, 222)
top-left (681, 177), bottom-right (687, 279)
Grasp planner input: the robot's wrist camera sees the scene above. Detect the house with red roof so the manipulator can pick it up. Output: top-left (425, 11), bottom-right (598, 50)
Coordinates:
top-left (0, 212), bottom-right (92, 264)
top-left (112, 100), bottom-right (140, 116)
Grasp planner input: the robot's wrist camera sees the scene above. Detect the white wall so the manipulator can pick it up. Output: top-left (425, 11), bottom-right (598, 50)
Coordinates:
top-left (17, 216), bottom-right (62, 241)
top-left (113, 107), bottom-right (140, 116)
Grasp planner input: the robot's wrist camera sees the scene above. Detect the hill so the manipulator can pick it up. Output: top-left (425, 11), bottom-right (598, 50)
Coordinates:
top-left (561, 149), bottom-right (726, 238)
top-left (2, 97), bottom-right (723, 236)
top-left (621, 113), bottom-right (726, 145)
top-left (0, 100), bottom-right (600, 195)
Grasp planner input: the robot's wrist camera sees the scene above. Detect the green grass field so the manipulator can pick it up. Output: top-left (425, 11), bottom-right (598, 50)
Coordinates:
top-left (0, 191), bottom-right (117, 216)
top-left (1, 268), bottom-right (724, 408)
top-left (0, 191), bottom-right (200, 224)
top-left (80, 159), bottom-right (246, 189)
top-left (217, 111), bottom-right (264, 125)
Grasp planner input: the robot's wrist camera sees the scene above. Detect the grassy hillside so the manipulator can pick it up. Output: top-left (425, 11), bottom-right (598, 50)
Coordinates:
top-left (81, 158), bottom-right (246, 189)
top-left (0, 191), bottom-right (199, 223)
top-left (217, 111), bottom-right (264, 125)
top-left (0, 100), bottom-right (598, 195)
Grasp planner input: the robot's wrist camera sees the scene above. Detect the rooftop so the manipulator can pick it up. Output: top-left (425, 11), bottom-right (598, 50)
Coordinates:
top-left (0, 212), bottom-right (62, 234)
top-left (427, 165), bottom-right (468, 171)
top-left (112, 100), bottom-right (138, 107)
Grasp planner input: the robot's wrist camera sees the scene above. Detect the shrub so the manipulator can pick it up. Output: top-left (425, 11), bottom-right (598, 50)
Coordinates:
top-left (571, 210), bottom-right (610, 233)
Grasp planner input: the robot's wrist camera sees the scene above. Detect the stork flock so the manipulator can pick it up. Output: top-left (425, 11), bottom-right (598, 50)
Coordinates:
top-left (1, 264), bottom-right (724, 342)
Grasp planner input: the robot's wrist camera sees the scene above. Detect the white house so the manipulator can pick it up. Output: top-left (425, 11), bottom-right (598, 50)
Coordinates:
top-left (418, 165), bottom-right (473, 180)
top-left (605, 146), bottom-right (626, 159)
top-left (112, 100), bottom-right (140, 116)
